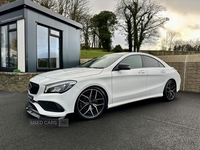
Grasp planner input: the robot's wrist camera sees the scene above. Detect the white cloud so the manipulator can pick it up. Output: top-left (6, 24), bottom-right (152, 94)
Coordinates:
top-left (157, 0), bottom-right (200, 15)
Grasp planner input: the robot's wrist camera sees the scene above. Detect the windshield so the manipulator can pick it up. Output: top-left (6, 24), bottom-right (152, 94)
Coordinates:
top-left (80, 54), bottom-right (124, 68)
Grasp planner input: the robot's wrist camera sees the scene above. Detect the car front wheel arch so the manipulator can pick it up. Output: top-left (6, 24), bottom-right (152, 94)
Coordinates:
top-left (75, 86), bottom-right (108, 120)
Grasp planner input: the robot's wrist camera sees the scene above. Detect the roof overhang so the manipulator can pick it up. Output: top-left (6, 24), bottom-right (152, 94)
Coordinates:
top-left (0, 0), bottom-right (82, 29)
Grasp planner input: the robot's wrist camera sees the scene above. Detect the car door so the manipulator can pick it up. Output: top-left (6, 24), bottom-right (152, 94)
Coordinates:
top-left (142, 55), bottom-right (169, 97)
top-left (112, 55), bottom-right (147, 103)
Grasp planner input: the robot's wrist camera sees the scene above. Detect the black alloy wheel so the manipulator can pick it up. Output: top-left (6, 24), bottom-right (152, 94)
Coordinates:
top-left (75, 87), bottom-right (107, 120)
top-left (163, 80), bottom-right (176, 101)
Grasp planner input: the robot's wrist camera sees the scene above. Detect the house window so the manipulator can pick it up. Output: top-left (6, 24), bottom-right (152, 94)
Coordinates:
top-left (37, 25), bottom-right (60, 69)
top-left (1, 23), bottom-right (17, 68)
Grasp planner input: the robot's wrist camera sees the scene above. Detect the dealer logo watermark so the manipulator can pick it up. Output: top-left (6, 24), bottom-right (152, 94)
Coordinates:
top-left (29, 118), bottom-right (69, 127)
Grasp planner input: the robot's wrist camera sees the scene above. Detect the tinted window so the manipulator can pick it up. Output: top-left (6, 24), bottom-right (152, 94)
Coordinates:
top-left (37, 25), bottom-right (48, 68)
top-left (9, 23), bottom-right (16, 30)
top-left (9, 31), bottom-right (17, 68)
top-left (1, 23), bottom-right (17, 68)
top-left (80, 54), bottom-right (124, 68)
top-left (50, 29), bottom-right (60, 36)
top-left (120, 55), bottom-right (143, 69)
top-left (50, 36), bottom-right (60, 68)
top-left (37, 25), bottom-right (60, 69)
top-left (143, 56), bottom-right (164, 67)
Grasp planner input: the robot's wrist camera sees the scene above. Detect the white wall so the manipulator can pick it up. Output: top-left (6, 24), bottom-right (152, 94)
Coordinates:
top-left (17, 19), bottom-right (25, 72)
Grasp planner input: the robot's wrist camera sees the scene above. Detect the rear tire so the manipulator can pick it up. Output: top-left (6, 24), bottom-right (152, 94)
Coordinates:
top-left (163, 80), bottom-right (176, 101)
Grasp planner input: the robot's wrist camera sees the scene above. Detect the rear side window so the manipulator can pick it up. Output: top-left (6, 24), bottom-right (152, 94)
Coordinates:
top-left (120, 55), bottom-right (143, 69)
top-left (143, 56), bottom-right (164, 67)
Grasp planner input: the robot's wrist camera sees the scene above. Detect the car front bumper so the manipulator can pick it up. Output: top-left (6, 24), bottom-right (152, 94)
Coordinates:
top-left (26, 84), bottom-right (81, 119)
top-left (25, 102), bottom-right (66, 119)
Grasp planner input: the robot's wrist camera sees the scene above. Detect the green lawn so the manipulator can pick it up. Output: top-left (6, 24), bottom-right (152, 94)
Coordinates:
top-left (80, 49), bottom-right (113, 59)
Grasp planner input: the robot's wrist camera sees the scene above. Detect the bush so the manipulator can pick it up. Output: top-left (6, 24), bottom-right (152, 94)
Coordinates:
top-left (113, 45), bottom-right (123, 52)
top-left (13, 69), bottom-right (21, 73)
top-left (81, 45), bottom-right (90, 50)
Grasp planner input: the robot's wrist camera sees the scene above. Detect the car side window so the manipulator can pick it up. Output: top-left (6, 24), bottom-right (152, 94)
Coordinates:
top-left (120, 55), bottom-right (143, 69)
top-left (143, 56), bottom-right (164, 67)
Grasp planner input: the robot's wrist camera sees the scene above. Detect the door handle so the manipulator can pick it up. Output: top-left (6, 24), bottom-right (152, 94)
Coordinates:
top-left (161, 70), bottom-right (166, 73)
top-left (138, 70), bottom-right (145, 74)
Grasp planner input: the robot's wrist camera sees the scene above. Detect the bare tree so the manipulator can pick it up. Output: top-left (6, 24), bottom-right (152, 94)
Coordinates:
top-left (161, 30), bottom-right (180, 50)
top-left (55, 0), bottom-right (68, 16)
top-left (32, 0), bottom-right (55, 9)
top-left (173, 38), bottom-right (200, 51)
top-left (81, 14), bottom-right (92, 48)
top-left (68, 0), bottom-right (89, 22)
top-left (167, 31), bottom-right (180, 50)
top-left (90, 25), bottom-right (99, 48)
top-left (0, 0), bottom-right (15, 6)
top-left (32, 0), bottom-right (90, 23)
top-left (116, 0), bottom-right (168, 52)
top-left (116, 0), bottom-right (133, 51)
top-left (0, 0), bottom-right (7, 6)
top-left (54, 0), bottom-right (90, 23)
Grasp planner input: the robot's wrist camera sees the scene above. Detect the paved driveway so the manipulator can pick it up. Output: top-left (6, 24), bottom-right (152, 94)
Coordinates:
top-left (0, 91), bottom-right (200, 150)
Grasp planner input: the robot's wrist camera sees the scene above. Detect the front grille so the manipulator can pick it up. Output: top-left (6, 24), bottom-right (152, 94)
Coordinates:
top-left (29, 82), bottom-right (39, 94)
top-left (38, 101), bottom-right (65, 112)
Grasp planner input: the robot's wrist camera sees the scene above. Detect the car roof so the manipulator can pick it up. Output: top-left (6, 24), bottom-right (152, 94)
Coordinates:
top-left (107, 52), bottom-right (169, 66)
top-left (107, 52), bottom-right (153, 57)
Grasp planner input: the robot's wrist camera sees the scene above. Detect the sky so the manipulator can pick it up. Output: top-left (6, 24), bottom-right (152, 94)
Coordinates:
top-left (89, 0), bottom-right (200, 50)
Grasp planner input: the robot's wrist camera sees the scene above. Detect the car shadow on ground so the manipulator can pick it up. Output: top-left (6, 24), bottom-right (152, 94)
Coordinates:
top-left (25, 93), bottom-right (181, 127)
top-left (68, 95), bottom-right (177, 124)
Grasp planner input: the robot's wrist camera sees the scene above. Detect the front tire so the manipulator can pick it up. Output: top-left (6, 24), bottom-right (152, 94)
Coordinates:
top-left (75, 87), bottom-right (107, 120)
top-left (163, 80), bottom-right (176, 101)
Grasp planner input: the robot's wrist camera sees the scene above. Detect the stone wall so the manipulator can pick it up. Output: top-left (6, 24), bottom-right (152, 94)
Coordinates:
top-left (141, 50), bottom-right (200, 56)
top-left (0, 72), bottom-right (39, 92)
top-left (158, 55), bottom-right (200, 93)
top-left (0, 54), bottom-right (200, 93)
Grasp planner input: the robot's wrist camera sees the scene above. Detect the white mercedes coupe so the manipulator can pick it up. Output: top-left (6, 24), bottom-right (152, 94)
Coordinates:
top-left (26, 52), bottom-right (181, 120)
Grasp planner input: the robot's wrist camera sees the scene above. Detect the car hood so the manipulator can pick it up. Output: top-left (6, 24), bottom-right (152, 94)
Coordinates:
top-left (31, 67), bottom-right (103, 84)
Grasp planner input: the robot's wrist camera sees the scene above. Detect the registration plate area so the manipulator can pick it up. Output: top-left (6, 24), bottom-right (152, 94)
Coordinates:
top-left (28, 94), bottom-right (34, 103)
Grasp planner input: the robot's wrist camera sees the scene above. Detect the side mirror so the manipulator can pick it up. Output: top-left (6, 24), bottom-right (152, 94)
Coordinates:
top-left (117, 63), bottom-right (131, 70)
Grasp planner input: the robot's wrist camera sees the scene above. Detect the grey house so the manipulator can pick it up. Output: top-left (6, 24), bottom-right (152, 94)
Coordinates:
top-left (0, 0), bottom-right (82, 72)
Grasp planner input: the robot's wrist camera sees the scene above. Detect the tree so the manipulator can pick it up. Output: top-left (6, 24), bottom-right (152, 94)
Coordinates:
top-left (0, 0), bottom-right (15, 6)
top-left (116, 0), bottom-right (168, 52)
top-left (67, 0), bottom-right (90, 22)
top-left (32, 0), bottom-right (90, 22)
top-left (173, 38), bottom-right (200, 51)
top-left (32, 0), bottom-right (55, 9)
top-left (161, 30), bottom-right (180, 50)
top-left (81, 14), bottom-right (92, 48)
top-left (91, 11), bottom-right (117, 51)
top-left (113, 44), bottom-right (123, 52)
top-left (116, 0), bottom-right (133, 52)
top-left (56, 0), bottom-right (90, 22)
top-left (90, 17), bottom-right (100, 48)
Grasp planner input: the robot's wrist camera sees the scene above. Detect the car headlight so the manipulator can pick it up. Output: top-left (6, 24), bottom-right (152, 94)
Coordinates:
top-left (44, 80), bottom-right (77, 94)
